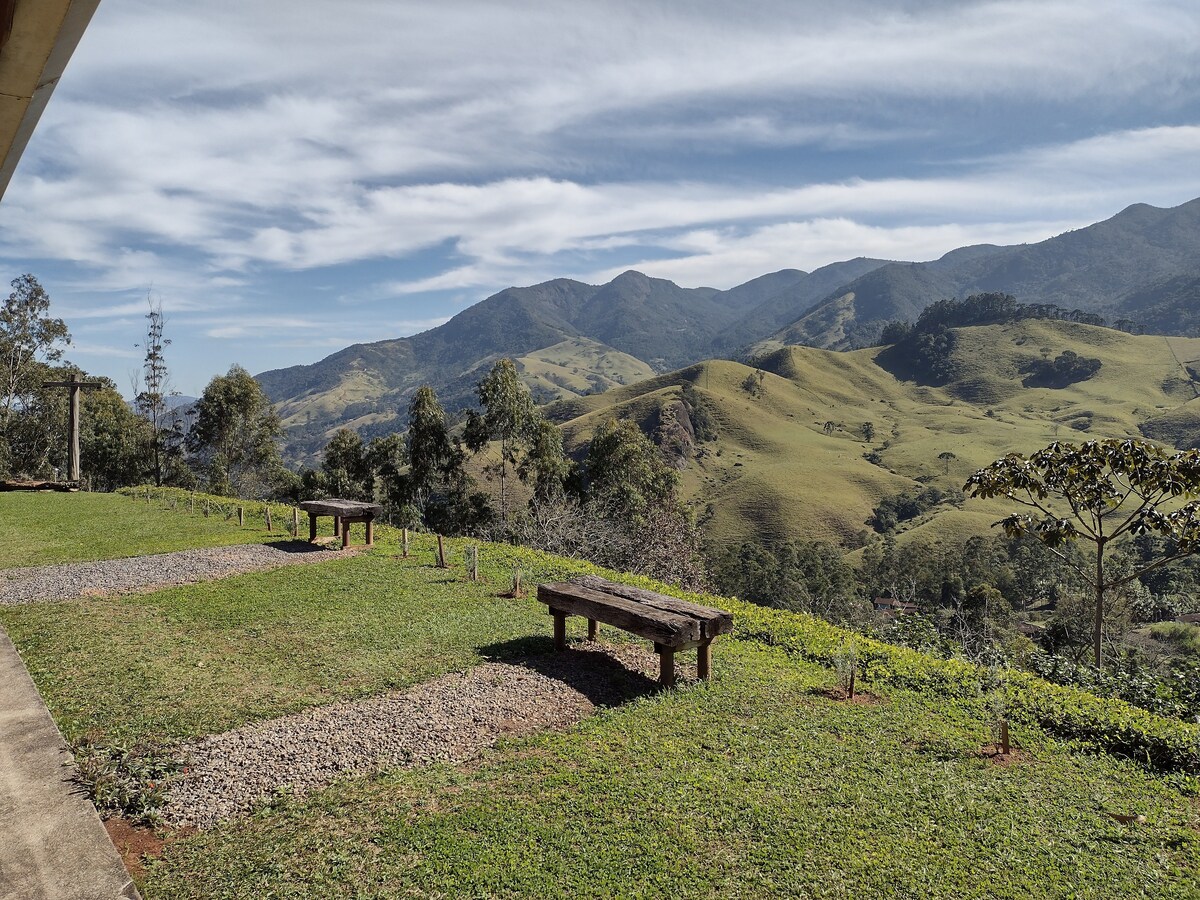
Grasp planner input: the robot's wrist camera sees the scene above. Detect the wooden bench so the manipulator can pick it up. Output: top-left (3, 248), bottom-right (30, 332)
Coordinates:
top-left (298, 499), bottom-right (382, 549)
top-left (537, 575), bottom-right (734, 686)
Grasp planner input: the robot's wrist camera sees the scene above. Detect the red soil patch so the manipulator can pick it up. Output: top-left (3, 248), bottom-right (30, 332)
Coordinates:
top-left (819, 687), bottom-right (885, 705)
top-left (977, 744), bottom-right (1029, 766)
top-left (104, 818), bottom-right (171, 880)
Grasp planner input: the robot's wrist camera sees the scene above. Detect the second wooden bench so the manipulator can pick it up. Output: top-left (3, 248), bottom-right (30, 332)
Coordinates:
top-left (537, 575), bottom-right (734, 686)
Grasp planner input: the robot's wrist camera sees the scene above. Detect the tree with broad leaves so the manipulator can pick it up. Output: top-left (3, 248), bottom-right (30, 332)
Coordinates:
top-left (964, 439), bottom-right (1200, 669)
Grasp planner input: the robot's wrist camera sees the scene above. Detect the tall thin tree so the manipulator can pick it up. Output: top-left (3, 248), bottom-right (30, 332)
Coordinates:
top-left (133, 298), bottom-right (177, 486)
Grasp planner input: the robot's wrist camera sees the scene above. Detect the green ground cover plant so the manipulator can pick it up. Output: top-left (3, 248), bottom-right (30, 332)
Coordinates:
top-left (2, 502), bottom-right (1198, 897)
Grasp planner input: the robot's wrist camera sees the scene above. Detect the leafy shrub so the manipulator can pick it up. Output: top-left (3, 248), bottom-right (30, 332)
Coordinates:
top-left (73, 736), bottom-right (179, 825)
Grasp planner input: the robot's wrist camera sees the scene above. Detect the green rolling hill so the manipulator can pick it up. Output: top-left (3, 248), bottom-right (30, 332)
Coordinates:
top-left (551, 319), bottom-right (1200, 549)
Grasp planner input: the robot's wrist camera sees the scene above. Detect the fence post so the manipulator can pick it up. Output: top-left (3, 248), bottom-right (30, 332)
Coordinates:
top-left (436, 534), bottom-right (448, 568)
top-left (292, 507), bottom-right (300, 538)
top-left (265, 507), bottom-right (273, 532)
top-left (402, 528), bottom-right (410, 558)
top-left (469, 545), bottom-right (479, 581)
top-left (237, 506), bottom-right (244, 527)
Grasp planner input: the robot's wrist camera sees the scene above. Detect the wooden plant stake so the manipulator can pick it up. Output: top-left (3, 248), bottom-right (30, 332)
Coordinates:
top-left (189, 493), bottom-right (194, 514)
top-left (237, 506), bottom-right (244, 527)
top-left (512, 569), bottom-right (524, 598)
top-left (145, 488), bottom-right (151, 504)
top-left (292, 507), bottom-right (300, 537)
top-left (436, 534), bottom-right (449, 568)
top-left (1000, 719), bottom-right (1010, 755)
top-left (848, 668), bottom-right (856, 701)
top-left (470, 545), bottom-right (479, 581)
top-left (402, 528), bottom-right (410, 558)
top-left (265, 507), bottom-right (273, 532)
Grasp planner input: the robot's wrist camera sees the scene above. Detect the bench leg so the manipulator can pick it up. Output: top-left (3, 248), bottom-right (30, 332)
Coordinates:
top-left (552, 611), bottom-right (567, 651)
top-left (332, 515), bottom-right (340, 536)
top-left (587, 618), bottom-right (598, 641)
top-left (697, 640), bottom-right (713, 680)
top-left (656, 644), bottom-right (676, 687)
top-left (308, 512), bottom-right (318, 542)
top-left (341, 518), bottom-right (351, 549)
top-left (365, 518), bottom-right (374, 546)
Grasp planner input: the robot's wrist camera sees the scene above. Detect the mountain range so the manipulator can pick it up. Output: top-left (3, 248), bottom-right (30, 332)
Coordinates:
top-left (256, 197), bottom-right (1200, 461)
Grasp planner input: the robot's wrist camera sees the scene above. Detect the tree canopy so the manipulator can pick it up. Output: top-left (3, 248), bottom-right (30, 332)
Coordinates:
top-left (188, 365), bottom-right (283, 496)
top-left (965, 438), bottom-right (1200, 667)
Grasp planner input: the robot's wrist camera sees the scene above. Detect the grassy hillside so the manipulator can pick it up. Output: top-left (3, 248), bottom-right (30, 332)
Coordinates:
top-left (555, 320), bottom-right (1200, 549)
top-left (1, 501), bottom-right (1197, 898)
top-left (513, 337), bottom-right (656, 403)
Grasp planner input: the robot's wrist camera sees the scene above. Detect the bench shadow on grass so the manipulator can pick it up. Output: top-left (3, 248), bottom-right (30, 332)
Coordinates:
top-left (261, 539), bottom-right (344, 554)
top-left (478, 636), bottom-right (662, 708)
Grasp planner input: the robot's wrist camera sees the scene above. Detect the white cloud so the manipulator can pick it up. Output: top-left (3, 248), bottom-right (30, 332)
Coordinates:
top-left (2, 0), bottom-right (1198, 393)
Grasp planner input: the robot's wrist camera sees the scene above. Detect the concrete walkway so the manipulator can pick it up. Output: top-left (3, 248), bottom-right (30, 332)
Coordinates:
top-left (0, 628), bottom-right (140, 900)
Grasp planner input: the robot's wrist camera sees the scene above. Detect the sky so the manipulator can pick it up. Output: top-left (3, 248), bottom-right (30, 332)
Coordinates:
top-left (1, 0), bottom-right (1199, 396)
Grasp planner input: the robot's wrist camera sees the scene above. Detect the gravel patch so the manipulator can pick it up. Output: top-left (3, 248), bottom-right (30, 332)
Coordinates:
top-left (166, 641), bottom-right (688, 829)
top-left (0, 543), bottom-right (345, 605)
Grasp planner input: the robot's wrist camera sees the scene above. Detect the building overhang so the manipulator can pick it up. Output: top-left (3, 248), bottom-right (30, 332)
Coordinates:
top-left (0, 0), bottom-right (101, 201)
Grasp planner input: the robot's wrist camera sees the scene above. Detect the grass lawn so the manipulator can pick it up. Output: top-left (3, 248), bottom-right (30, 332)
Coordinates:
top-left (0, 491), bottom-right (281, 569)
top-left (1, 514), bottom-right (1197, 898)
top-left (0, 534), bottom-right (578, 745)
top-left (146, 642), bottom-right (1199, 899)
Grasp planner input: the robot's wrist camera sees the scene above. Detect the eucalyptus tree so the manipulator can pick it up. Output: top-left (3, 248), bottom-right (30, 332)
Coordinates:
top-left (0, 274), bottom-right (69, 470)
top-left (188, 364), bottom-right (283, 496)
top-left (965, 439), bottom-right (1200, 668)
top-left (464, 358), bottom-right (539, 523)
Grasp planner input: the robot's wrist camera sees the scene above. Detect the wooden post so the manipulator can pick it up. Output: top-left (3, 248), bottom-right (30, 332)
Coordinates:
top-left (341, 517), bottom-right (351, 550)
top-left (436, 534), bottom-right (448, 568)
top-left (470, 545), bottom-right (479, 581)
top-left (656, 645), bottom-right (676, 687)
top-left (308, 511), bottom-right (317, 542)
top-left (237, 506), bottom-right (244, 527)
top-left (292, 507), bottom-right (299, 537)
top-left (189, 492), bottom-right (194, 514)
top-left (1000, 719), bottom-right (1010, 755)
top-left (203, 500), bottom-right (210, 517)
top-left (265, 507), bottom-right (272, 532)
top-left (848, 668), bottom-right (856, 700)
top-left (402, 528), bottom-right (410, 558)
top-left (513, 569), bottom-right (523, 598)
top-left (365, 517), bottom-right (374, 546)
top-left (697, 640), bottom-right (712, 680)
top-left (587, 618), bottom-right (598, 641)
top-left (552, 611), bottom-right (567, 651)
top-left (145, 488), bottom-right (150, 504)
top-left (40, 374), bottom-right (101, 482)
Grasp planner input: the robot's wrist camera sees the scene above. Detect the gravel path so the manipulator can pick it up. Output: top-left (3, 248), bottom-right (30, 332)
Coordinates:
top-left (0, 544), bottom-right (345, 605)
top-left (167, 642), bottom-right (687, 829)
